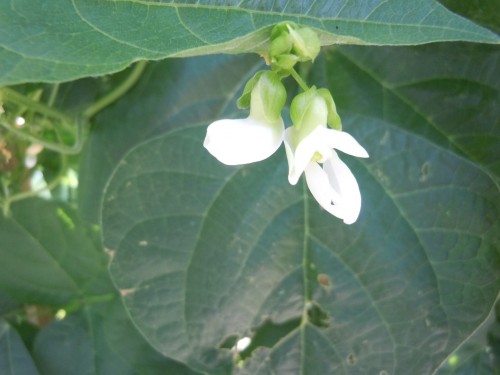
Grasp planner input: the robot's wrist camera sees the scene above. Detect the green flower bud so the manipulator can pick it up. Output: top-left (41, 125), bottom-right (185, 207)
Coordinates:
top-left (270, 22), bottom-right (296, 40)
top-left (288, 26), bottom-right (321, 62)
top-left (272, 54), bottom-right (299, 71)
top-left (270, 34), bottom-right (292, 60)
top-left (268, 22), bottom-right (321, 71)
top-left (249, 71), bottom-right (287, 124)
top-left (317, 88), bottom-right (342, 130)
top-left (290, 87), bottom-right (328, 135)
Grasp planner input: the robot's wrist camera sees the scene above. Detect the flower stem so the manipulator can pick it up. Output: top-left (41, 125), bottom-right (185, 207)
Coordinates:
top-left (290, 68), bottom-right (309, 91)
top-left (82, 60), bottom-right (147, 119)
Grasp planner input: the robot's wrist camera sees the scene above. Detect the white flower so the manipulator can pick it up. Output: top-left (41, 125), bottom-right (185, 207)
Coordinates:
top-left (285, 94), bottom-right (368, 224)
top-left (203, 116), bottom-right (284, 165)
top-left (204, 71), bottom-right (286, 166)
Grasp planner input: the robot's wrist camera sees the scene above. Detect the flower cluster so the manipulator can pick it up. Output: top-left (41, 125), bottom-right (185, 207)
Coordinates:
top-left (203, 24), bottom-right (368, 224)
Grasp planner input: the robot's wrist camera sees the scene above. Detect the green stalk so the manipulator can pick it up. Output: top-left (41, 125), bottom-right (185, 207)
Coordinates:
top-left (290, 68), bottom-right (309, 91)
top-left (0, 87), bottom-right (72, 123)
top-left (82, 60), bottom-right (147, 119)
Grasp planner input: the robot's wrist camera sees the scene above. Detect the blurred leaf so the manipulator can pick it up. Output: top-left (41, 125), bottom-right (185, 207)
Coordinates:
top-left (33, 299), bottom-right (199, 375)
top-left (98, 42), bottom-right (499, 373)
top-left (439, 0), bottom-right (500, 33)
top-left (0, 199), bottom-right (114, 305)
top-left (0, 319), bottom-right (41, 375)
top-left (0, 0), bottom-right (498, 85)
top-left (0, 291), bottom-right (20, 318)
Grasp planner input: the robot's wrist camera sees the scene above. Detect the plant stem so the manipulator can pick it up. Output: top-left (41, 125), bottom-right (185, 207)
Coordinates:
top-left (0, 87), bottom-right (72, 123)
top-left (290, 68), bottom-right (309, 91)
top-left (82, 60), bottom-right (147, 119)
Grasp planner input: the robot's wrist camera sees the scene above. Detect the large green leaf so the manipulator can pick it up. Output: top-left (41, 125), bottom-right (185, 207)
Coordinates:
top-left (0, 199), bottom-right (114, 305)
top-left (0, 319), bottom-right (41, 375)
top-left (1, 0), bottom-right (498, 85)
top-left (99, 43), bottom-right (500, 373)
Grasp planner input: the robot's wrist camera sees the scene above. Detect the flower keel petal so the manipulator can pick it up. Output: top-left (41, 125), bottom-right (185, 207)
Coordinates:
top-left (323, 154), bottom-right (362, 224)
top-left (304, 162), bottom-right (345, 221)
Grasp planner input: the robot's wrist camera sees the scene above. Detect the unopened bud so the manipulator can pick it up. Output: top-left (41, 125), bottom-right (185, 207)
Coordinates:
top-left (269, 23), bottom-right (321, 71)
top-left (290, 87), bottom-right (328, 135)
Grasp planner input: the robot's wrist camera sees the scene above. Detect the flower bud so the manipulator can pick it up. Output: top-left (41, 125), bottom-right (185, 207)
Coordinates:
top-left (248, 71), bottom-right (287, 125)
top-left (269, 23), bottom-right (321, 71)
top-left (290, 87), bottom-right (328, 134)
top-left (288, 25), bottom-right (321, 62)
top-left (272, 54), bottom-right (299, 71)
top-left (269, 33), bottom-right (292, 59)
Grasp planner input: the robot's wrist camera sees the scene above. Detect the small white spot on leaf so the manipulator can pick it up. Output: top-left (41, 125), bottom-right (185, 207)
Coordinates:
top-left (120, 288), bottom-right (136, 297)
top-left (419, 162), bottom-right (431, 183)
top-left (104, 248), bottom-right (115, 259)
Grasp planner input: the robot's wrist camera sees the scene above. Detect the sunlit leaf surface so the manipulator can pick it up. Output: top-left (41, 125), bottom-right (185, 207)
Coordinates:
top-left (1, 0), bottom-right (498, 85)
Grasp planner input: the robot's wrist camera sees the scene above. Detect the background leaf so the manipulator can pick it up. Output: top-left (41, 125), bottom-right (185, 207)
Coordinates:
top-left (0, 199), bottom-right (114, 305)
top-left (1, 0), bottom-right (498, 85)
top-left (0, 319), bottom-right (41, 375)
top-left (97, 42), bottom-right (500, 373)
top-left (33, 299), bottom-right (198, 375)
top-left (439, 0), bottom-right (500, 33)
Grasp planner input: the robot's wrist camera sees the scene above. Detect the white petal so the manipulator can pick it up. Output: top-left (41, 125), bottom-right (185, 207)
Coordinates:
top-left (318, 127), bottom-right (369, 158)
top-left (285, 127), bottom-right (325, 185)
top-left (204, 117), bottom-right (284, 165)
top-left (304, 162), bottom-right (345, 220)
top-left (323, 154), bottom-right (362, 224)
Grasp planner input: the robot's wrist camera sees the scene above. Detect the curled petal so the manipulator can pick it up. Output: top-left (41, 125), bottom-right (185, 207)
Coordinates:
top-left (318, 127), bottom-right (369, 158)
top-left (305, 154), bottom-right (362, 224)
top-left (204, 117), bottom-right (284, 165)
